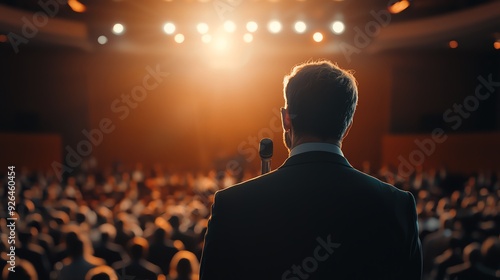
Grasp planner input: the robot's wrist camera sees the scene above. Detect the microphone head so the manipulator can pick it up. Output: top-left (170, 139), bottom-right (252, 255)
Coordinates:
top-left (259, 138), bottom-right (273, 159)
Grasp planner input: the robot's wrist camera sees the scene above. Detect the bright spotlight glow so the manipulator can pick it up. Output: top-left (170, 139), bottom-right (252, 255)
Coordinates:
top-left (331, 21), bottom-right (345, 34)
top-left (243, 33), bottom-right (253, 43)
top-left (494, 41), bottom-right (500, 50)
top-left (223, 20), bottom-right (236, 33)
top-left (174, 34), bottom-right (185, 43)
top-left (294, 21), bottom-right (307, 34)
top-left (388, 0), bottom-right (410, 14)
top-left (214, 37), bottom-right (229, 51)
top-left (246, 21), bottom-right (258, 33)
top-left (112, 23), bottom-right (125, 35)
top-left (68, 0), bottom-right (86, 13)
top-left (268, 20), bottom-right (282, 34)
top-left (197, 23), bottom-right (209, 34)
top-left (202, 34), bottom-right (212, 43)
top-left (97, 35), bottom-right (108, 45)
top-left (163, 22), bottom-right (176, 35)
top-left (313, 32), bottom-right (323, 42)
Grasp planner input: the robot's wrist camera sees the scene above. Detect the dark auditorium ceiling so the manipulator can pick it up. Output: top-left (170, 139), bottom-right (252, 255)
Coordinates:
top-left (0, 0), bottom-right (499, 52)
top-left (0, 0), bottom-right (495, 23)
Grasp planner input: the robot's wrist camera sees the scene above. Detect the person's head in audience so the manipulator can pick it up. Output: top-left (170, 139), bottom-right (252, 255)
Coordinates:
top-left (281, 60), bottom-right (358, 150)
top-left (99, 223), bottom-right (117, 244)
top-left (153, 227), bottom-right (167, 243)
top-left (85, 265), bottom-right (118, 280)
top-left (2, 259), bottom-right (38, 280)
top-left (66, 231), bottom-right (85, 259)
top-left (168, 250), bottom-right (200, 280)
top-left (26, 213), bottom-right (44, 233)
top-left (481, 236), bottom-right (500, 269)
top-left (169, 215), bottom-right (181, 230)
top-left (463, 242), bottom-right (482, 265)
top-left (128, 237), bottom-right (149, 261)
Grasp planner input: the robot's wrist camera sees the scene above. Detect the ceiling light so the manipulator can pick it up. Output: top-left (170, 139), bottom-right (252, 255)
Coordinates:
top-left (243, 33), bottom-right (253, 43)
top-left (112, 23), bottom-right (125, 35)
top-left (174, 34), bottom-right (185, 43)
top-left (268, 20), bottom-right (282, 34)
top-left (294, 21), bottom-right (307, 34)
top-left (197, 23), bottom-right (209, 34)
top-left (68, 0), bottom-right (86, 13)
top-left (97, 36), bottom-right (108, 45)
top-left (246, 21), bottom-right (258, 33)
top-left (313, 32), bottom-right (323, 42)
top-left (388, 0), bottom-right (410, 14)
top-left (331, 21), bottom-right (345, 34)
top-left (163, 22), bottom-right (176, 35)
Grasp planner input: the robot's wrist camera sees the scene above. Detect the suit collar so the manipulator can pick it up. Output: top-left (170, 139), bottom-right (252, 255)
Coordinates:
top-left (278, 151), bottom-right (353, 170)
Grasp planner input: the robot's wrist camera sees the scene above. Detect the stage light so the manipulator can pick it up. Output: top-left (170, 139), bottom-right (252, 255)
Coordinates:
top-left (448, 40), bottom-right (458, 49)
top-left (294, 21), bottom-right (307, 34)
top-left (174, 34), bottom-right (185, 43)
top-left (494, 40), bottom-right (500, 50)
top-left (202, 34), bottom-right (212, 43)
top-left (197, 23), bottom-right (209, 34)
top-left (243, 33), bottom-right (253, 43)
top-left (112, 23), bottom-right (125, 35)
top-left (97, 35), bottom-right (108, 45)
top-left (223, 20), bottom-right (236, 33)
top-left (0, 34), bottom-right (7, 43)
top-left (246, 21), bottom-right (258, 33)
top-left (68, 0), bottom-right (86, 13)
top-left (313, 32), bottom-right (323, 42)
top-left (163, 22), bottom-right (176, 35)
top-left (268, 20), bottom-right (282, 34)
top-left (388, 0), bottom-right (410, 14)
top-left (331, 21), bottom-right (345, 34)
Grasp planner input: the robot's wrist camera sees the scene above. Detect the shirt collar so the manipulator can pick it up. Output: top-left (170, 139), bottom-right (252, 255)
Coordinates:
top-left (289, 142), bottom-right (344, 158)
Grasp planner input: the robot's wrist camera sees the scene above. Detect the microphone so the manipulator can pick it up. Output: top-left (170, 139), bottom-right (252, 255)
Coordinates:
top-left (259, 138), bottom-right (273, 174)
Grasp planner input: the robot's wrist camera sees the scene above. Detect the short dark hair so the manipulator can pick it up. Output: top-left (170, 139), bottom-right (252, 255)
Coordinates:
top-left (283, 60), bottom-right (358, 140)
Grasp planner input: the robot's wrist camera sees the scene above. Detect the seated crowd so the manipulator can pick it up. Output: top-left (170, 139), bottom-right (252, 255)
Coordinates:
top-left (0, 161), bottom-right (499, 280)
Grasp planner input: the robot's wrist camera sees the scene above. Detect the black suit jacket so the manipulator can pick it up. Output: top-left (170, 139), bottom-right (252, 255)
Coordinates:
top-left (200, 151), bottom-right (422, 280)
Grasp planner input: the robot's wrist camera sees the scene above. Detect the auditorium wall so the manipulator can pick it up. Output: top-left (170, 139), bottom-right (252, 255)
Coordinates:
top-left (2, 44), bottom-right (499, 175)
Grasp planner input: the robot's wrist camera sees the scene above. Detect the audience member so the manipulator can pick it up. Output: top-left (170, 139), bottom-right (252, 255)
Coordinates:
top-left (168, 250), bottom-right (200, 280)
top-left (113, 236), bottom-right (163, 280)
top-left (85, 265), bottom-right (119, 280)
top-left (57, 231), bottom-right (105, 280)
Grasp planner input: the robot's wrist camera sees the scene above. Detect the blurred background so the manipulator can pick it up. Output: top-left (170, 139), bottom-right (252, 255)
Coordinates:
top-left (1, 0), bottom-right (499, 174)
top-left (1, 1), bottom-right (500, 279)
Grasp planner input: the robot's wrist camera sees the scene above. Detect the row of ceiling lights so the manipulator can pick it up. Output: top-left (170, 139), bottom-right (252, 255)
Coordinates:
top-left (97, 20), bottom-right (346, 45)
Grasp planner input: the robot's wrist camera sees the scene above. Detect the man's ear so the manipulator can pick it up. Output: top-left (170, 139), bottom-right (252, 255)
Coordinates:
top-left (281, 107), bottom-right (292, 131)
top-left (342, 122), bottom-right (353, 141)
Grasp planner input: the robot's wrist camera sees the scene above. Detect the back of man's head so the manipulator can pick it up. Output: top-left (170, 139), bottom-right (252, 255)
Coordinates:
top-left (283, 60), bottom-right (358, 141)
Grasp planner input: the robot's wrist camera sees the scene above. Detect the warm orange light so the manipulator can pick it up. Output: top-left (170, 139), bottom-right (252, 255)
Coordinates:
top-left (174, 34), bottom-right (185, 43)
top-left (388, 0), bottom-right (410, 14)
top-left (68, 0), bottom-right (86, 13)
top-left (494, 41), bottom-right (500, 50)
top-left (243, 33), bottom-right (253, 43)
top-left (0, 34), bottom-right (7, 43)
top-left (313, 32), bottom-right (323, 42)
top-left (449, 40), bottom-right (458, 49)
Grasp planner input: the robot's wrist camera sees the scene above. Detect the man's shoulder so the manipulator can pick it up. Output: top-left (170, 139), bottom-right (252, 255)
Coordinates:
top-left (215, 171), bottom-right (274, 199)
top-left (217, 164), bottom-right (410, 203)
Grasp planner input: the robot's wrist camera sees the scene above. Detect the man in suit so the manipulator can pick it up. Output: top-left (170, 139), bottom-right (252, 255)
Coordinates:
top-left (200, 60), bottom-right (422, 280)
